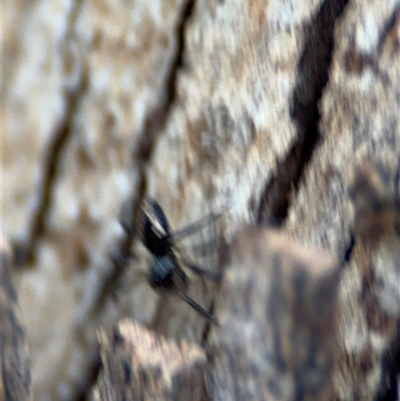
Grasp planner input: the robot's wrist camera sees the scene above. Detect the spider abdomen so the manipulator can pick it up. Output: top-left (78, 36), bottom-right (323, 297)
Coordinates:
top-left (149, 254), bottom-right (176, 289)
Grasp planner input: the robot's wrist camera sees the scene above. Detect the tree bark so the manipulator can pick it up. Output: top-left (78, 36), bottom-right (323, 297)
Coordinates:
top-left (2, 0), bottom-right (399, 400)
top-left (0, 236), bottom-right (32, 401)
top-left (91, 320), bottom-right (207, 401)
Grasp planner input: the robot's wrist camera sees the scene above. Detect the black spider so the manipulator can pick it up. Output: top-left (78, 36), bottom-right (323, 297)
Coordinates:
top-left (122, 198), bottom-right (222, 325)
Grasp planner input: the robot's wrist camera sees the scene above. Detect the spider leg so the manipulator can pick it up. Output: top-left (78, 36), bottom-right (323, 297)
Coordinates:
top-left (186, 236), bottom-right (221, 256)
top-left (120, 218), bottom-right (135, 236)
top-left (110, 249), bottom-right (136, 266)
top-left (183, 261), bottom-right (222, 283)
top-left (179, 291), bottom-right (219, 326)
top-left (172, 211), bottom-right (223, 239)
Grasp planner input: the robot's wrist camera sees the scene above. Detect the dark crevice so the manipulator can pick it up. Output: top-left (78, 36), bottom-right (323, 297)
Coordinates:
top-left (377, 333), bottom-right (400, 401)
top-left (343, 232), bottom-right (355, 263)
top-left (395, 158), bottom-right (400, 211)
top-left (377, 6), bottom-right (400, 53)
top-left (86, 0), bottom-right (196, 327)
top-left (13, 81), bottom-right (88, 267)
top-left (74, 353), bottom-right (102, 401)
top-left (377, 152), bottom-right (400, 401)
top-left (80, 3), bottom-right (197, 399)
top-left (256, 0), bottom-right (350, 226)
top-left (12, 0), bottom-right (87, 267)
top-left (134, 0), bottom-right (196, 170)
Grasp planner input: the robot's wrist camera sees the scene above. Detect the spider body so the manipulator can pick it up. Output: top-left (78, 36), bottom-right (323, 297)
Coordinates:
top-left (148, 254), bottom-right (182, 289)
top-left (139, 199), bottom-right (171, 256)
top-left (125, 198), bottom-right (221, 325)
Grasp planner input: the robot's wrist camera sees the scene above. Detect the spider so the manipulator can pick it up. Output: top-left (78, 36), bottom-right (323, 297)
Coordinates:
top-left (121, 198), bottom-right (222, 325)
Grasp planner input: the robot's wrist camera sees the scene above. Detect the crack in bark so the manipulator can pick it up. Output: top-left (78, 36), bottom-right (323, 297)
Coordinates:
top-left (256, 0), bottom-right (350, 227)
top-left (89, 0), bottom-right (197, 318)
top-left (377, 5), bottom-right (400, 53)
top-left (12, 0), bottom-right (87, 267)
top-left (343, 232), bottom-right (355, 263)
top-left (377, 152), bottom-right (400, 401)
top-left (377, 335), bottom-right (400, 401)
top-left (80, 2), bottom-right (197, 399)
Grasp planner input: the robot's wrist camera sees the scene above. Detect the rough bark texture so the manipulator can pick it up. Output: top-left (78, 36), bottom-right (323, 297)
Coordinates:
top-left (333, 160), bottom-right (400, 401)
top-left (0, 235), bottom-right (32, 401)
top-left (2, 0), bottom-right (400, 400)
top-left (208, 228), bottom-right (340, 401)
top-left (91, 320), bottom-right (207, 401)
top-left (89, 228), bottom-right (341, 401)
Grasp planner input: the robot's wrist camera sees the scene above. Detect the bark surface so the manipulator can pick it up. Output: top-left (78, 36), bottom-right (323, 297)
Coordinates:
top-left (2, 0), bottom-right (399, 400)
